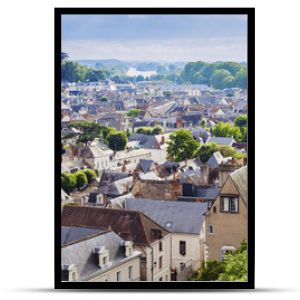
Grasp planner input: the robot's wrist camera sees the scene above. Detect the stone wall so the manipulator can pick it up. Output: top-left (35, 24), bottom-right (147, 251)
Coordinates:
top-left (132, 178), bottom-right (182, 200)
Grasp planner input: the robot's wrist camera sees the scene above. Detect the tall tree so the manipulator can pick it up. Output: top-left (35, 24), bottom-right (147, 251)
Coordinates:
top-left (108, 131), bottom-right (128, 151)
top-left (167, 129), bottom-right (199, 162)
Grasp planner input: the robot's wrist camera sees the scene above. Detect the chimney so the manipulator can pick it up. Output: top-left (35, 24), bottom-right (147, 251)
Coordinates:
top-left (124, 241), bottom-right (133, 257)
top-left (94, 246), bottom-right (110, 268)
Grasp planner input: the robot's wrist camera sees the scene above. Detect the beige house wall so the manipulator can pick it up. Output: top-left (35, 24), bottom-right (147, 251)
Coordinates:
top-left (205, 176), bottom-right (247, 261)
top-left (87, 256), bottom-right (141, 282)
top-left (135, 234), bottom-right (171, 281)
top-left (171, 232), bottom-right (204, 273)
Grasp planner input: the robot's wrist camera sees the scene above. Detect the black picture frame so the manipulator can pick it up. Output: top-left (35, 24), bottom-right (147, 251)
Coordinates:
top-left (55, 7), bottom-right (255, 290)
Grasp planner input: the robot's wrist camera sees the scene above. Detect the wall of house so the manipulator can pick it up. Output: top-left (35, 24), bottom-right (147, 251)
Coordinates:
top-left (148, 234), bottom-right (172, 281)
top-left (132, 178), bottom-right (182, 200)
top-left (135, 234), bottom-right (171, 281)
top-left (205, 176), bottom-right (247, 261)
top-left (171, 232), bottom-right (204, 278)
top-left (88, 256), bottom-right (141, 282)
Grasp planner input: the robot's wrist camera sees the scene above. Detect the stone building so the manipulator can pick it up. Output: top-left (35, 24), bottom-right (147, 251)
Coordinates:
top-left (204, 166), bottom-right (247, 261)
top-left (61, 205), bottom-right (172, 281)
top-left (61, 228), bottom-right (141, 282)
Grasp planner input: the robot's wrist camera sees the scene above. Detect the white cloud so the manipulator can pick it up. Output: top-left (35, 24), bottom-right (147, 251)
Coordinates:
top-left (62, 37), bottom-right (247, 62)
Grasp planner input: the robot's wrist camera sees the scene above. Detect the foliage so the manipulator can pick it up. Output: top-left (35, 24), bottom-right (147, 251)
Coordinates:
top-left (218, 145), bottom-right (245, 159)
top-left (107, 131), bottom-right (128, 151)
top-left (136, 126), bottom-right (163, 135)
top-left (68, 121), bottom-right (116, 145)
top-left (180, 61), bottom-right (247, 89)
top-left (234, 115), bottom-right (247, 128)
top-left (196, 143), bottom-right (245, 163)
top-left (196, 143), bottom-right (219, 162)
top-left (83, 169), bottom-right (97, 183)
top-left (74, 171), bottom-right (88, 189)
top-left (189, 241), bottom-right (247, 282)
top-left (152, 126), bottom-right (163, 135)
top-left (61, 52), bottom-right (69, 61)
top-left (197, 261), bottom-right (225, 281)
top-left (61, 60), bottom-right (106, 83)
top-left (61, 172), bottom-right (77, 194)
top-left (126, 108), bottom-right (142, 118)
top-left (218, 242), bottom-right (247, 281)
top-left (234, 115), bottom-right (247, 143)
top-left (136, 127), bottom-right (153, 135)
top-left (212, 122), bottom-right (242, 141)
top-left (167, 129), bottom-right (199, 162)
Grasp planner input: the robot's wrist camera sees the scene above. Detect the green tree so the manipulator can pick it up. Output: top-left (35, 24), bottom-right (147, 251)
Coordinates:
top-left (218, 145), bottom-right (245, 159)
top-left (234, 115), bottom-right (247, 128)
top-left (75, 171), bottom-right (88, 189)
top-left (108, 131), bottom-right (128, 151)
top-left (61, 52), bottom-right (69, 61)
top-left (198, 261), bottom-right (225, 281)
top-left (136, 127), bottom-right (153, 135)
top-left (77, 133), bottom-right (95, 146)
top-left (196, 143), bottom-right (219, 162)
top-left (167, 129), bottom-right (199, 162)
top-left (212, 122), bottom-right (242, 141)
top-left (83, 169), bottom-right (97, 183)
top-left (61, 172), bottom-right (77, 193)
top-left (218, 241), bottom-right (247, 281)
top-left (234, 68), bottom-right (247, 89)
top-left (127, 108), bottom-right (141, 118)
top-left (211, 69), bottom-right (232, 89)
top-left (86, 69), bottom-right (106, 82)
top-left (152, 126), bottom-right (163, 135)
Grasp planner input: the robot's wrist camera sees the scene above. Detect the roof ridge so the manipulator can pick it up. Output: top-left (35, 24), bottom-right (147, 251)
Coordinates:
top-left (62, 228), bottom-right (111, 248)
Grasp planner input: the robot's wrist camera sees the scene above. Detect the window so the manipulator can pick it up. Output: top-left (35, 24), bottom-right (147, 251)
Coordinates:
top-left (128, 266), bottom-right (133, 280)
top-left (159, 256), bottom-right (163, 269)
top-left (159, 277), bottom-right (163, 281)
top-left (159, 240), bottom-right (163, 251)
top-left (179, 241), bottom-right (186, 256)
top-left (117, 271), bottom-right (121, 281)
top-left (152, 229), bottom-right (162, 239)
top-left (180, 263), bottom-right (186, 271)
top-left (102, 256), bottom-right (107, 266)
top-left (220, 196), bottom-right (239, 213)
top-left (208, 225), bottom-right (214, 235)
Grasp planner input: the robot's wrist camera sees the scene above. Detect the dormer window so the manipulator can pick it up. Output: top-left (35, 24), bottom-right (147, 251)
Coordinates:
top-left (220, 196), bottom-right (239, 213)
top-left (62, 264), bottom-right (78, 282)
top-left (94, 246), bottom-right (110, 268)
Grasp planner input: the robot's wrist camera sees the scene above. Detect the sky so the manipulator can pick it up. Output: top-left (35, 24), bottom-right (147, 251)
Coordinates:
top-left (62, 14), bottom-right (247, 62)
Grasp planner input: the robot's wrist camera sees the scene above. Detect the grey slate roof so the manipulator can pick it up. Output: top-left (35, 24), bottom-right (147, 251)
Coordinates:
top-left (206, 136), bottom-right (235, 146)
top-left (62, 230), bottom-right (140, 281)
top-left (191, 186), bottom-right (220, 198)
top-left (124, 198), bottom-right (208, 234)
top-left (138, 159), bottom-right (155, 173)
top-left (61, 226), bottom-right (103, 246)
top-left (206, 151), bottom-right (224, 168)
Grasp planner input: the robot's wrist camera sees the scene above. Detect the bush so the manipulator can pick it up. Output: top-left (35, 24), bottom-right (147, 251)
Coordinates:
top-left (83, 169), bottom-right (97, 183)
top-left (108, 131), bottom-right (128, 151)
top-left (74, 171), bottom-right (88, 188)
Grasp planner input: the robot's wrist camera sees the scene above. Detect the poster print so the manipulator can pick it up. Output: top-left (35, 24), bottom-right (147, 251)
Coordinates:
top-left (55, 7), bottom-right (254, 289)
